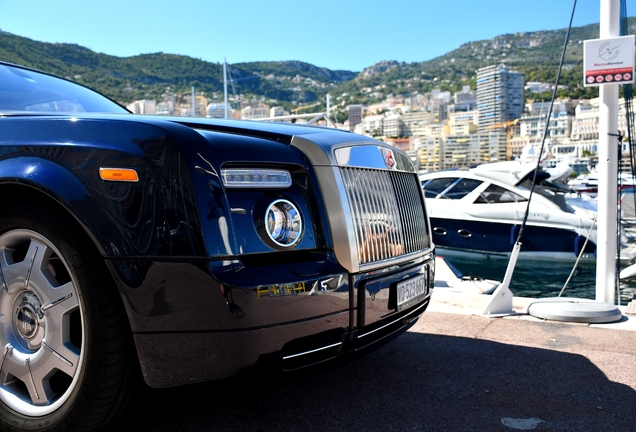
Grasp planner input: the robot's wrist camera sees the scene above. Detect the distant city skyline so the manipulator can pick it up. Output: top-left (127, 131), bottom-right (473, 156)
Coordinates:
top-left (0, 0), bottom-right (606, 71)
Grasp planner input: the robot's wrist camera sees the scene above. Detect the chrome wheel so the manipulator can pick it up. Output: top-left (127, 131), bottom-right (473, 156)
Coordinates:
top-left (0, 229), bottom-right (83, 417)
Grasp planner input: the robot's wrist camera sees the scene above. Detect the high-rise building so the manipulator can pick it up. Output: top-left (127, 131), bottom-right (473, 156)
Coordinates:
top-left (347, 104), bottom-right (364, 130)
top-left (476, 64), bottom-right (524, 131)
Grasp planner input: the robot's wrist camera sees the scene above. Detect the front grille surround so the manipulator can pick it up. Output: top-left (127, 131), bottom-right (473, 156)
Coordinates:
top-left (290, 136), bottom-right (432, 273)
top-left (339, 167), bottom-right (429, 269)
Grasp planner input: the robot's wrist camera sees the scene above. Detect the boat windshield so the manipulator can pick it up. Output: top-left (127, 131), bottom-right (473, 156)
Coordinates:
top-left (0, 63), bottom-right (128, 114)
top-left (475, 184), bottom-right (527, 204)
top-left (517, 179), bottom-right (576, 213)
top-left (422, 177), bottom-right (483, 199)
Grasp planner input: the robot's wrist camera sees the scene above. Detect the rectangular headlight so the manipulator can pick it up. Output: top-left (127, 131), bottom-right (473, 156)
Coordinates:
top-left (220, 169), bottom-right (292, 188)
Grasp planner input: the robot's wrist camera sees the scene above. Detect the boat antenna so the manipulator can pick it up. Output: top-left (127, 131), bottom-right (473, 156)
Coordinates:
top-left (226, 63), bottom-right (239, 112)
top-left (483, 0), bottom-right (577, 316)
top-left (224, 58), bottom-right (228, 119)
top-left (517, 1), bottom-right (576, 245)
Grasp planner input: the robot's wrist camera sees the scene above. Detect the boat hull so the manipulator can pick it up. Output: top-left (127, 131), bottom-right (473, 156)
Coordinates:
top-left (430, 217), bottom-right (596, 261)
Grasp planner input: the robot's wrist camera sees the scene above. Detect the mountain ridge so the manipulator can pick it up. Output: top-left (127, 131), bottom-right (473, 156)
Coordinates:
top-left (1, 19), bottom-right (634, 117)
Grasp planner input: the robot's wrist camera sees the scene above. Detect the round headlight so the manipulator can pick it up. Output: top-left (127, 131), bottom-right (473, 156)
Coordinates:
top-left (265, 199), bottom-right (302, 247)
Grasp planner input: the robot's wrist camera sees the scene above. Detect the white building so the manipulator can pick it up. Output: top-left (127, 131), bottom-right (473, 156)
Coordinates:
top-left (383, 113), bottom-right (404, 137)
top-left (127, 100), bottom-right (156, 115)
top-left (270, 106), bottom-right (290, 118)
top-left (401, 111), bottom-right (436, 137)
top-left (525, 82), bottom-right (553, 93)
top-left (448, 110), bottom-right (478, 136)
top-left (416, 132), bottom-right (507, 171)
top-left (519, 110), bottom-right (572, 143)
top-left (206, 103), bottom-right (232, 119)
top-left (476, 64), bottom-right (525, 131)
top-left (359, 114), bottom-right (384, 136)
top-left (569, 98), bottom-right (634, 156)
top-left (241, 104), bottom-right (270, 120)
top-left (156, 100), bottom-right (175, 116)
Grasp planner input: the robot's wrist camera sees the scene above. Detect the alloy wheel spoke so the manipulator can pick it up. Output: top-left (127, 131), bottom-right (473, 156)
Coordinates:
top-left (39, 281), bottom-right (78, 318)
top-left (23, 357), bottom-right (56, 406)
top-left (0, 351), bottom-right (54, 406)
top-left (38, 341), bottom-right (79, 379)
top-left (0, 252), bottom-right (8, 293)
top-left (1, 345), bottom-right (77, 406)
top-left (2, 240), bottom-right (46, 292)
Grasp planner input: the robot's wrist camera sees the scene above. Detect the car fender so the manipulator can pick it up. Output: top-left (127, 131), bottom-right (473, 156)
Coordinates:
top-left (0, 156), bottom-right (116, 256)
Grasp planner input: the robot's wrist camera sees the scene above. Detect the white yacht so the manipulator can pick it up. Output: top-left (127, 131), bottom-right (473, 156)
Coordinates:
top-left (420, 161), bottom-right (636, 262)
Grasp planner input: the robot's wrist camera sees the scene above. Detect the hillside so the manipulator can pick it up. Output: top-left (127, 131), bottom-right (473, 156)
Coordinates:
top-left (0, 30), bottom-right (352, 109)
top-left (329, 20), bottom-right (636, 109)
top-left (1, 19), bottom-right (634, 115)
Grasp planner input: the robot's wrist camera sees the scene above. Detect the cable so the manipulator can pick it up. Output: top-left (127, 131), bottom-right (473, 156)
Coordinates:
top-left (559, 213), bottom-right (597, 297)
top-left (515, 0), bottom-right (577, 245)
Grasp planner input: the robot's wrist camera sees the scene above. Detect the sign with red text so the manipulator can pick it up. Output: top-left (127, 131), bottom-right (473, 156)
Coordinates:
top-left (584, 35), bottom-right (635, 86)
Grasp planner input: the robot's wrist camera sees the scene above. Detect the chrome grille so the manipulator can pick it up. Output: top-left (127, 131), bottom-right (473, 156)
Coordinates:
top-left (340, 167), bottom-right (428, 265)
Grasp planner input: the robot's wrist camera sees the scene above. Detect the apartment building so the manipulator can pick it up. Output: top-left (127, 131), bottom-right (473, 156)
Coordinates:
top-left (347, 104), bottom-right (364, 130)
top-left (416, 132), bottom-right (507, 171)
top-left (126, 100), bottom-right (156, 115)
top-left (416, 136), bottom-right (444, 172)
top-left (448, 110), bottom-right (478, 136)
top-left (452, 86), bottom-right (477, 112)
top-left (358, 114), bottom-right (384, 136)
top-left (401, 111), bottom-right (436, 137)
top-left (241, 103), bottom-right (270, 120)
top-left (476, 64), bottom-right (524, 131)
top-left (519, 111), bottom-right (572, 142)
top-left (569, 98), bottom-right (633, 156)
top-left (156, 100), bottom-right (175, 116)
top-left (270, 106), bottom-right (290, 118)
top-left (206, 102), bottom-right (232, 119)
top-left (383, 113), bottom-right (404, 137)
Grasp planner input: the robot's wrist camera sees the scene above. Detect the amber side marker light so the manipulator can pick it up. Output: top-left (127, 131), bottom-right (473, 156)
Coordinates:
top-left (99, 167), bottom-right (139, 182)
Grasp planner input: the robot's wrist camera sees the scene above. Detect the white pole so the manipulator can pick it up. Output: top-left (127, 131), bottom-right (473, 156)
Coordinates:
top-left (326, 94), bottom-right (331, 119)
top-left (223, 58), bottom-right (228, 119)
top-left (596, 0), bottom-right (620, 304)
top-left (191, 86), bottom-right (196, 117)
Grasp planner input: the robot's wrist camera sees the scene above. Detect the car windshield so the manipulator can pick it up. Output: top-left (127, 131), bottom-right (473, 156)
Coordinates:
top-left (0, 63), bottom-right (128, 114)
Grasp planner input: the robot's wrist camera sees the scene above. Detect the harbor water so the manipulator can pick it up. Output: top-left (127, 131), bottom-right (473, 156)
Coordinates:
top-left (444, 192), bottom-right (636, 306)
top-left (446, 255), bottom-right (636, 305)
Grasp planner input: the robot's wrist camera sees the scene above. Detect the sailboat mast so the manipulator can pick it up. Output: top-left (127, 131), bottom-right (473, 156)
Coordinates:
top-left (596, 0), bottom-right (621, 304)
top-left (224, 58), bottom-right (228, 119)
top-left (192, 86), bottom-right (196, 117)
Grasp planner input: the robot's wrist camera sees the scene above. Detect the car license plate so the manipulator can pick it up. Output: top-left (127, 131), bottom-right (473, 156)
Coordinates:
top-left (396, 273), bottom-right (428, 310)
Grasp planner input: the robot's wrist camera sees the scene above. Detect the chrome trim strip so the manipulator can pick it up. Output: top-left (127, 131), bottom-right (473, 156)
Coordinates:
top-left (358, 299), bottom-right (429, 339)
top-left (282, 342), bottom-right (343, 360)
top-left (358, 249), bottom-right (430, 273)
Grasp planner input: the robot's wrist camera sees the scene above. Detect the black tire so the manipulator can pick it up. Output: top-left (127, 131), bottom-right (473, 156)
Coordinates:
top-left (0, 202), bottom-right (141, 431)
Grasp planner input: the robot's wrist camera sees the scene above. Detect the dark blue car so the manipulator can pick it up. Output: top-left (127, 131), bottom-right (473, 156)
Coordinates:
top-left (0, 62), bottom-right (434, 431)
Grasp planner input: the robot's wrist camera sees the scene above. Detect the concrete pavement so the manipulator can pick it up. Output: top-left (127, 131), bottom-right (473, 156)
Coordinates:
top-left (111, 291), bottom-right (636, 431)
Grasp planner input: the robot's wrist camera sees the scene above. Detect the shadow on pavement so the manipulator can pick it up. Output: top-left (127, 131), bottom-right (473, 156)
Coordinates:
top-left (111, 332), bottom-right (635, 431)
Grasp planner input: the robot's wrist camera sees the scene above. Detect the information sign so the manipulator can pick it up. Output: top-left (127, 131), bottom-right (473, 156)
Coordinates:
top-left (584, 35), bottom-right (635, 86)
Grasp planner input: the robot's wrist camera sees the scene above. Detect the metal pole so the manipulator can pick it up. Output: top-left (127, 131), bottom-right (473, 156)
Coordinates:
top-left (191, 86), bottom-right (196, 117)
top-left (224, 58), bottom-right (228, 119)
top-left (596, 0), bottom-right (620, 304)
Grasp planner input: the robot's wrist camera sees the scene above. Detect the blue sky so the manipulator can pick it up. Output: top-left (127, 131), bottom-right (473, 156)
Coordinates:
top-left (0, 0), bottom-right (615, 72)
